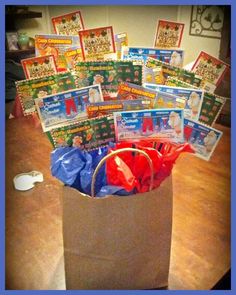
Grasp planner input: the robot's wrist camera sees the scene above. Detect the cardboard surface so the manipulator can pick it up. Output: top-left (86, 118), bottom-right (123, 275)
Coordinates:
top-left (63, 176), bottom-right (173, 289)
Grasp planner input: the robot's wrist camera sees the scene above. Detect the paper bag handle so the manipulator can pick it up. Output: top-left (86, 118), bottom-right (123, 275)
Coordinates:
top-left (91, 148), bottom-right (154, 198)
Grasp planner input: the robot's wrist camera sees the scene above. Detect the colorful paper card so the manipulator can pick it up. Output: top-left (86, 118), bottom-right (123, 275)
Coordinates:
top-left (21, 55), bottom-right (58, 79)
top-left (143, 66), bottom-right (165, 84)
top-left (35, 85), bottom-right (103, 132)
top-left (16, 72), bottom-right (76, 115)
top-left (184, 118), bottom-right (222, 161)
top-left (117, 82), bottom-right (185, 110)
top-left (165, 76), bottom-right (198, 89)
top-left (86, 99), bottom-right (151, 118)
top-left (122, 47), bottom-right (184, 67)
top-left (198, 92), bottom-right (226, 126)
top-left (201, 81), bottom-right (217, 93)
top-left (145, 58), bottom-right (177, 83)
top-left (35, 34), bottom-right (80, 71)
top-left (117, 82), bottom-right (157, 105)
top-left (191, 51), bottom-right (230, 87)
top-left (64, 47), bottom-right (83, 69)
top-left (79, 26), bottom-right (116, 61)
top-left (153, 90), bottom-right (186, 110)
top-left (144, 83), bottom-right (204, 120)
top-left (154, 20), bottom-right (185, 48)
top-left (115, 32), bottom-right (128, 59)
top-left (145, 57), bottom-right (202, 87)
top-left (74, 61), bottom-right (143, 99)
top-left (52, 10), bottom-right (84, 35)
top-left (48, 115), bottom-right (115, 149)
top-left (114, 109), bottom-right (184, 142)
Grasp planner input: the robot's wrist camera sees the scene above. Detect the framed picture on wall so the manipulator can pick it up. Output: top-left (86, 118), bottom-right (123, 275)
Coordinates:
top-left (6, 32), bottom-right (19, 51)
top-left (190, 5), bottom-right (224, 39)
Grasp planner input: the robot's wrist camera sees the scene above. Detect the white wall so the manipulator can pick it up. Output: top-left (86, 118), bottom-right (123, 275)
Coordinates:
top-left (16, 5), bottom-right (221, 66)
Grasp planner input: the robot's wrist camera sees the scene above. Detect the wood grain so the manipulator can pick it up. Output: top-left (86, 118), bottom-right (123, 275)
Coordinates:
top-left (5, 117), bottom-right (230, 290)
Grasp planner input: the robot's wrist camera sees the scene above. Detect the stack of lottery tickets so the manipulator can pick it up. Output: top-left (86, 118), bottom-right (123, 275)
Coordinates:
top-left (15, 11), bottom-right (229, 161)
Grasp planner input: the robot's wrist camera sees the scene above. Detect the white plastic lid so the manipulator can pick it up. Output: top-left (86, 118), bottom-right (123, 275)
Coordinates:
top-left (13, 171), bottom-right (44, 191)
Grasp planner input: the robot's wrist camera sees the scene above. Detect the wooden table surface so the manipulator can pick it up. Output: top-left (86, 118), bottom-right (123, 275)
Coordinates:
top-left (5, 116), bottom-right (231, 290)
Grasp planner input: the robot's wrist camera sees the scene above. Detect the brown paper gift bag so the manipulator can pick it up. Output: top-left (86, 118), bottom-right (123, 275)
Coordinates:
top-left (62, 148), bottom-right (173, 290)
